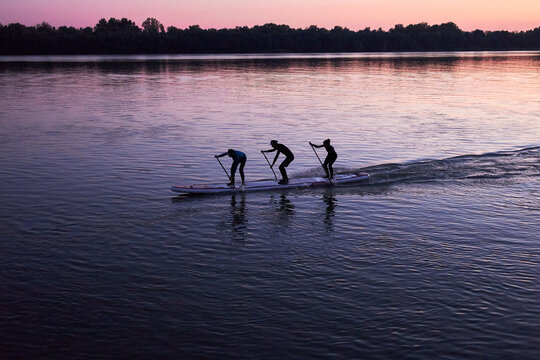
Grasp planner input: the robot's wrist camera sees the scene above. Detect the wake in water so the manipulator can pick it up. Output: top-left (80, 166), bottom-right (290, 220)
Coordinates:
top-left (299, 146), bottom-right (540, 186)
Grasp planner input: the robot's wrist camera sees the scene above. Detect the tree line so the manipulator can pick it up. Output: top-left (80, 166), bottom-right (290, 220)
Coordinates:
top-left (1, 17), bottom-right (539, 55)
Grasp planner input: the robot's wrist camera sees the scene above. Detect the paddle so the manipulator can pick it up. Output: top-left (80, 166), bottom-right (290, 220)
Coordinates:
top-left (309, 142), bottom-right (324, 167)
top-left (215, 157), bottom-right (231, 181)
top-left (261, 151), bottom-right (278, 181)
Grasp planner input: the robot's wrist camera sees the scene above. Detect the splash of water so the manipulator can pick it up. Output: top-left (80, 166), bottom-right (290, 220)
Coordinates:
top-left (360, 146), bottom-right (540, 185)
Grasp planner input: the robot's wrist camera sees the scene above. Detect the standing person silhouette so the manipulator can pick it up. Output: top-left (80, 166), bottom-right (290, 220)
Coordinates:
top-left (215, 149), bottom-right (247, 187)
top-left (309, 139), bottom-right (337, 179)
top-left (262, 140), bottom-right (294, 185)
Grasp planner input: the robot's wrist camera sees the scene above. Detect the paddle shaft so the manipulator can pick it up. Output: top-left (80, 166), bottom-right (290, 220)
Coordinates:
top-left (310, 143), bottom-right (324, 167)
top-left (215, 157), bottom-right (231, 180)
top-left (261, 151), bottom-right (278, 181)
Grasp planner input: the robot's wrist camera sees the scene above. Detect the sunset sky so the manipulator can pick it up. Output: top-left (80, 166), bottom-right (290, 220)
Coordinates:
top-left (1, 0), bottom-right (538, 31)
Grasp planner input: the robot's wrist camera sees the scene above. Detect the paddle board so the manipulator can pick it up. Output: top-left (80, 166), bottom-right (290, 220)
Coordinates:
top-left (171, 173), bottom-right (369, 194)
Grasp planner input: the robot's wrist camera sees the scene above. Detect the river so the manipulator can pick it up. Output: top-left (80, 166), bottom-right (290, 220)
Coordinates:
top-left (1, 52), bottom-right (539, 359)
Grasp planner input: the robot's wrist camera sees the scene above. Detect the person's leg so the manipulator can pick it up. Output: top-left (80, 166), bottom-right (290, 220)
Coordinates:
top-left (279, 163), bottom-right (288, 183)
top-left (230, 161), bottom-right (238, 185)
top-left (239, 160), bottom-right (246, 184)
top-left (279, 156), bottom-right (293, 184)
top-left (328, 154), bottom-right (337, 179)
top-left (323, 157), bottom-right (330, 178)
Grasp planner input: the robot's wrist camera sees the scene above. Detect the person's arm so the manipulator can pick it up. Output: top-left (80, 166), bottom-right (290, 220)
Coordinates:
top-left (309, 142), bottom-right (323, 148)
top-left (271, 151), bottom-right (281, 166)
top-left (215, 152), bottom-right (228, 158)
top-left (261, 148), bottom-right (276, 153)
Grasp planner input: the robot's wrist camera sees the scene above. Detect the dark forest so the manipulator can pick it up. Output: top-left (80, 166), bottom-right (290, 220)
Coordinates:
top-left (1, 17), bottom-right (539, 55)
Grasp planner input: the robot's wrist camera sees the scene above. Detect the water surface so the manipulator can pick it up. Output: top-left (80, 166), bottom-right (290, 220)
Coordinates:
top-left (1, 52), bottom-right (539, 359)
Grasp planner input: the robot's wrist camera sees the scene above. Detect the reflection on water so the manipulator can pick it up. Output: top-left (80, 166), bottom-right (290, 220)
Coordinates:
top-left (2, 51), bottom-right (538, 181)
top-left (216, 192), bottom-right (248, 243)
top-left (229, 192), bottom-right (247, 242)
top-left (323, 190), bottom-right (338, 232)
top-left (269, 193), bottom-right (296, 232)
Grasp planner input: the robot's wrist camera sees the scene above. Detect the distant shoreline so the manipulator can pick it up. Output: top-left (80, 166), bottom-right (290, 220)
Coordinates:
top-left (1, 19), bottom-right (539, 55)
top-left (1, 50), bottom-right (539, 63)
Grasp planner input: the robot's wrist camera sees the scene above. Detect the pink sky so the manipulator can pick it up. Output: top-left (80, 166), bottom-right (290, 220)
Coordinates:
top-left (1, 0), bottom-right (538, 31)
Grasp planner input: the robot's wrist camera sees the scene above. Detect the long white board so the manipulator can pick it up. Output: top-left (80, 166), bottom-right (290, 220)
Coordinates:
top-left (171, 173), bottom-right (369, 194)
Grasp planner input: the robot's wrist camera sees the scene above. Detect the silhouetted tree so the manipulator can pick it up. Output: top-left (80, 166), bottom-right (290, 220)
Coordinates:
top-left (36, 22), bottom-right (55, 34)
top-left (142, 18), bottom-right (164, 33)
top-left (94, 18), bottom-right (140, 33)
